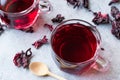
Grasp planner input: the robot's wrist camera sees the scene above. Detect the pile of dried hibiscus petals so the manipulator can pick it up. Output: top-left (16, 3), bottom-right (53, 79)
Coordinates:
top-left (91, 6), bottom-right (120, 39)
top-left (66, 0), bottom-right (120, 39)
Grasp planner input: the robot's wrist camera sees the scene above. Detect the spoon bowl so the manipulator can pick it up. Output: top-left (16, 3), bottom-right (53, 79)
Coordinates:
top-left (29, 62), bottom-right (49, 76)
top-left (29, 62), bottom-right (66, 80)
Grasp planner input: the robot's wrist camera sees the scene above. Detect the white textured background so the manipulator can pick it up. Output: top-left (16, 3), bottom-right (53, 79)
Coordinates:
top-left (0, 0), bottom-right (120, 80)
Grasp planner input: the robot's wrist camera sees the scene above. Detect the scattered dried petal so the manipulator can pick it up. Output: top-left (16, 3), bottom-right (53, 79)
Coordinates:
top-left (83, 0), bottom-right (89, 9)
top-left (13, 48), bottom-right (32, 68)
top-left (66, 0), bottom-right (90, 9)
top-left (52, 14), bottom-right (65, 23)
top-left (111, 20), bottom-right (120, 39)
top-left (111, 6), bottom-right (120, 19)
top-left (111, 6), bottom-right (119, 18)
top-left (112, 27), bottom-right (120, 39)
top-left (101, 48), bottom-right (105, 51)
top-left (92, 12), bottom-right (110, 25)
top-left (44, 24), bottom-right (54, 31)
top-left (109, 0), bottom-right (119, 5)
top-left (32, 36), bottom-right (48, 49)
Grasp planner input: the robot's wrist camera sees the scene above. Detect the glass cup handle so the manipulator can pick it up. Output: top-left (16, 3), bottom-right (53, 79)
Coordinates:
top-left (91, 55), bottom-right (110, 72)
top-left (38, 0), bottom-right (52, 13)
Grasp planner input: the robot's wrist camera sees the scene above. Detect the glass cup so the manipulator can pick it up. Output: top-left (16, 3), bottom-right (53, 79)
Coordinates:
top-left (50, 19), bottom-right (109, 74)
top-left (0, 0), bottom-right (52, 30)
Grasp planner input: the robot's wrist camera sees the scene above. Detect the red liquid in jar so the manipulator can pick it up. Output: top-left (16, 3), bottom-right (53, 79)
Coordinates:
top-left (51, 23), bottom-right (97, 63)
top-left (0, 0), bottom-right (39, 29)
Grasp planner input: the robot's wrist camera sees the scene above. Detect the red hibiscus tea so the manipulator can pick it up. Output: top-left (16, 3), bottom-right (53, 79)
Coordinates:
top-left (0, 0), bottom-right (39, 30)
top-left (51, 19), bottom-right (102, 73)
top-left (51, 23), bottom-right (97, 63)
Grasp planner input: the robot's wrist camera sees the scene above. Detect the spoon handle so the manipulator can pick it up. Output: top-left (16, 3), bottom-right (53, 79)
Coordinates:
top-left (48, 71), bottom-right (66, 80)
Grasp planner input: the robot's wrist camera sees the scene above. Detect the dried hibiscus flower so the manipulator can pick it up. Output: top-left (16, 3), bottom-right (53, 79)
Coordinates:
top-left (51, 14), bottom-right (65, 23)
top-left (92, 12), bottom-right (110, 25)
top-left (13, 48), bottom-right (32, 68)
top-left (110, 6), bottom-right (120, 39)
top-left (111, 20), bottom-right (120, 39)
top-left (44, 23), bottom-right (54, 31)
top-left (66, 0), bottom-right (89, 9)
top-left (109, 0), bottom-right (119, 5)
top-left (32, 36), bottom-right (48, 49)
top-left (111, 6), bottom-right (120, 20)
